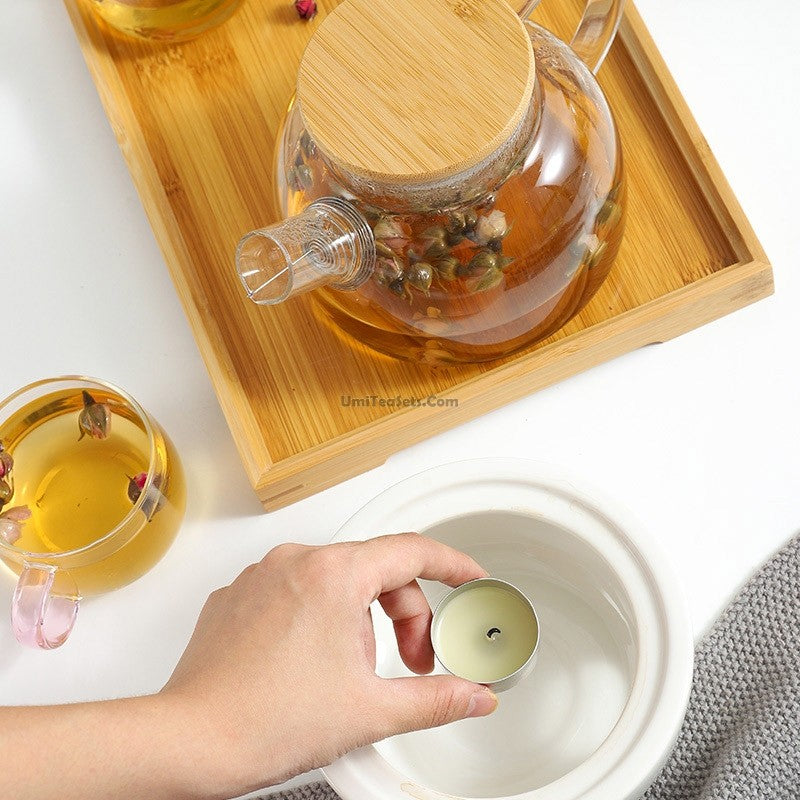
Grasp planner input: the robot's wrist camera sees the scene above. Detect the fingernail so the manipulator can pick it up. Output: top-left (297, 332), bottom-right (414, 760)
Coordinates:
top-left (466, 687), bottom-right (498, 718)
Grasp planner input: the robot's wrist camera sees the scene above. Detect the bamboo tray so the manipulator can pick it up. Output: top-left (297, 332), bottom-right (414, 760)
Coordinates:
top-left (64, 0), bottom-right (772, 510)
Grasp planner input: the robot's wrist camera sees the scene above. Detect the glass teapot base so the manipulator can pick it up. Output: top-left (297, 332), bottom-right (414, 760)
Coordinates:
top-left (314, 240), bottom-right (619, 365)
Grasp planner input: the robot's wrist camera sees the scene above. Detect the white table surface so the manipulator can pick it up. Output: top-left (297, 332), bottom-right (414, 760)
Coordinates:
top-left (1, 0), bottom-right (798, 795)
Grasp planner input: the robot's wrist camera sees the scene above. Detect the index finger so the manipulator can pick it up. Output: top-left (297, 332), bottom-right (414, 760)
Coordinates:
top-left (356, 532), bottom-right (488, 599)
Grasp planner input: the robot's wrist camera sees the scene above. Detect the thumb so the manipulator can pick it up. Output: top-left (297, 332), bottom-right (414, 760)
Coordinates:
top-left (379, 675), bottom-right (498, 736)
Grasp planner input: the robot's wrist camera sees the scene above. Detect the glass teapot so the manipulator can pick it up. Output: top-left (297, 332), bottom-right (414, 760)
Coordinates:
top-left (236, 0), bottom-right (626, 364)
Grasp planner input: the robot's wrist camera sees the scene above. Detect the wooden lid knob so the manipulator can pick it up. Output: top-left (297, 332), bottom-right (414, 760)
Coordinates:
top-left (297, 0), bottom-right (535, 186)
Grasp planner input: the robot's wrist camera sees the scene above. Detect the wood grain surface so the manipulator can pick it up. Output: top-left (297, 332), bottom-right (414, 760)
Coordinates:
top-left (63, 0), bottom-right (772, 510)
top-left (297, 0), bottom-right (535, 183)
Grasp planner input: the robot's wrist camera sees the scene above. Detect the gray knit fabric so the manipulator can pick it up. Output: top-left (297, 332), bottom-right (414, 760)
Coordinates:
top-left (258, 535), bottom-right (800, 800)
top-left (257, 783), bottom-right (336, 800)
top-left (642, 534), bottom-right (800, 799)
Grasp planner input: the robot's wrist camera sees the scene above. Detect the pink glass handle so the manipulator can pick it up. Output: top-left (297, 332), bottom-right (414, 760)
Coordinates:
top-left (519, 0), bottom-right (626, 74)
top-left (11, 564), bottom-right (80, 650)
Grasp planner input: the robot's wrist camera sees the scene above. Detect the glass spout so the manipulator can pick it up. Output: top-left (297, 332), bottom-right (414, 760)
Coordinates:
top-left (236, 197), bottom-right (375, 305)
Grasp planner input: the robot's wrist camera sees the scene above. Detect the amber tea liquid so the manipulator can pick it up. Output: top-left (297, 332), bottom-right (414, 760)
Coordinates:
top-left (88, 0), bottom-right (241, 41)
top-left (0, 389), bottom-right (185, 595)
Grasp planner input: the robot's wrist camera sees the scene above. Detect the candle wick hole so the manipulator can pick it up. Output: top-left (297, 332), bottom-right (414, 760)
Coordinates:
top-left (486, 627), bottom-right (502, 641)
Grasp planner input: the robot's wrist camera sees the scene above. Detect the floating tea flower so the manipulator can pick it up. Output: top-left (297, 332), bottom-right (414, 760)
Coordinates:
top-left (420, 226), bottom-right (447, 248)
top-left (423, 239), bottom-right (450, 261)
top-left (373, 217), bottom-right (409, 253)
top-left (581, 233), bottom-right (608, 270)
top-left (388, 275), bottom-right (409, 299)
top-left (433, 255), bottom-right (459, 282)
top-left (597, 197), bottom-right (621, 228)
top-left (0, 442), bottom-right (12, 480)
top-left (374, 256), bottom-right (403, 287)
top-left (366, 205), bottom-right (516, 300)
top-left (407, 262), bottom-right (433, 294)
top-left (128, 472), bottom-right (165, 519)
top-left (78, 390), bottom-right (111, 441)
top-left (471, 210), bottom-right (509, 247)
top-left (375, 241), bottom-right (395, 259)
top-left (0, 443), bottom-right (14, 512)
top-left (466, 268), bottom-right (504, 293)
top-left (467, 249), bottom-right (499, 275)
top-left (444, 213), bottom-right (466, 244)
top-left (0, 506), bottom-right (30, 546)
top-left (127, 472), bottom-right (148, 505)
top-left (299, 130), bottom-right (317, 159)
top-left (288, 163), bottom-right (314, 192)
top-left (0, 479), bottom-right (12, 508)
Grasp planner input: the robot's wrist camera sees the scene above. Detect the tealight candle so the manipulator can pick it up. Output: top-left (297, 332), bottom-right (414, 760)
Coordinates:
top-left (431, 578), bottom-right (539, 692)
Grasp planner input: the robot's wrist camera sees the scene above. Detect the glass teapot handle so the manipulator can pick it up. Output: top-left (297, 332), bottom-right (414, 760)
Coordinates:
top-left (518, 0), bottom-right (625, 75)
top-left (11, 563), bottom-right (80, 649)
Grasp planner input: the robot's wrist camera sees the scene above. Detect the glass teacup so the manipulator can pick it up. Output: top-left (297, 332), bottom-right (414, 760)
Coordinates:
top-left (0, 377), bottom-right (185, 649)
top-left (87, 0), bottom-right (243, 42)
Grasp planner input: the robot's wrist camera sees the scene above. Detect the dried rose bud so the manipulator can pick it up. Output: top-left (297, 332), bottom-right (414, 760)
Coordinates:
top-left (0, 505), bottom-right (30, 545)
top-left (0, 478), bottom-right (12, 507)
top-left (467, 249), bottom-right (499, 274)
top-left (294, 0), bottom-right (317, 18)
top-left (388, 276), bottom-right (406, 296)
top-left (0, 442), bottom-right (13, 480)
top-left (127, 472), bottom-right (148, 505)
top-left (288, 163), bottom-right (314, 192)
top-left (433, 255), bottom-right (459, 282)
top-left (375, 241), bottom-right (395, 259)
top-left (128, 472), bottom-right (165, 519)
top-left (388, 275), bottom-right (413, 302)
top-left (420, 226), bottom-right (447, 247)
top-left (374, 256), bottom-right (403, 287)
top-left (423, 240), bottom-right (449, 261)
top-left (299, 130), bottom-right (317, 159)
top-left (581, 234), bottom-right (608, 270)
top-left (407, 262), bottom-right (433, 294)
top-left (78, 390), bottom-right (111, 441)
top-left (597, 198), bottom-right (620, 228)
top-left (373, 217), bottom-right (409, 252)
top-left (445, 213), bottom-right (466, 236)
top-left (471, 210), bottom-right (509, 246)
top-left (466, 267), bottom-right (504, 293)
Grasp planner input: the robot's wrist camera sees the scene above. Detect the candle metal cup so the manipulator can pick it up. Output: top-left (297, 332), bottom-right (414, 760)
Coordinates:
top-left (430, 577), bottom-right (540, 692)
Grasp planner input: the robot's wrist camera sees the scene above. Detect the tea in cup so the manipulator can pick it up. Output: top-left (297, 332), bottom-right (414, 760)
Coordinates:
top-left (0, 377), bottom-right (185, 649)
top-left (87, 0), bottom-right (243, 41)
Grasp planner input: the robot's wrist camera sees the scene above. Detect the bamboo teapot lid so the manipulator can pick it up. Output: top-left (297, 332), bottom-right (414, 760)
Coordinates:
top-left (297, 0), bottom-right (535, 187)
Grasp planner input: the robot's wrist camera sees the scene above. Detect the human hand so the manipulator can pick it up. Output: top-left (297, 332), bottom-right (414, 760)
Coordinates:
top-left (160, 533), bottom-right (497, 799)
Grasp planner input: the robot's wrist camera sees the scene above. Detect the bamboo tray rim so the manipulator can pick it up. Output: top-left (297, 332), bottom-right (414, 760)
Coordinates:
top-left (63, 0), bottom-right (773, 509)
top-left (253, 257), bottom-right (771, 486)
